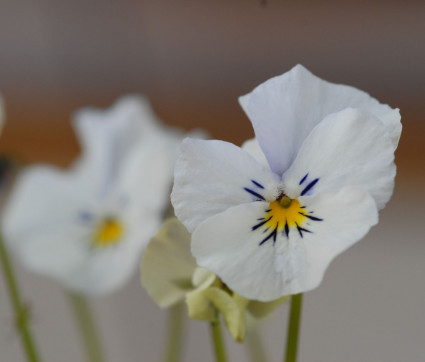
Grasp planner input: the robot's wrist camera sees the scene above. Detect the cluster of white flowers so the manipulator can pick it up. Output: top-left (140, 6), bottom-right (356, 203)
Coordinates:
top-left (1, 65), bottom-right (401, 308)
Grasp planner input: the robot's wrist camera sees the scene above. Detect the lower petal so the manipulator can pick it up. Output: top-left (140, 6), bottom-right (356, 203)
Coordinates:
top-left (192, 187), bottom-right (378, 301)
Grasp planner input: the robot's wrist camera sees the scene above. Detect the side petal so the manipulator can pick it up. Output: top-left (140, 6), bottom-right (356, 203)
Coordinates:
top-left (283, 108), bottom-right (396, 210)
top-left (141, 218), bottom-right (197, 308)
top-left (192, 188), bottom-right (378, 301)
top-left (171, 138), bottom-right (280, 233)
top-left (241, 138), bottom-right (269, 168)
top-left (1, 165), bottom-right (92, 279)
top-left (239, 64), bottom-right (401, 175)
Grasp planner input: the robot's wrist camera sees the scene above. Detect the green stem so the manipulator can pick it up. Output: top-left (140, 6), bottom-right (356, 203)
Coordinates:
top-left (247, 327), bottom-right (268, 362)
top-left (163, 303), bottom-right (185, 362)
top-left (210, 314), bottom-right (228, 362)
top-left (285, 293), bottom-right (303, 362)
top-left (68, 292), bottom-right (105, 362)
top-left (0, 235), bottom-right (40, 362)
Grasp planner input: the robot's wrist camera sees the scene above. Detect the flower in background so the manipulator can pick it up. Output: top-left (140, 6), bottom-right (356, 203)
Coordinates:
top-left (141, 218), bottom-right (288, 342)
top-left (2, 95), bottom-right (185, 296)
top-left (172, 65), bottom-right (401, 301)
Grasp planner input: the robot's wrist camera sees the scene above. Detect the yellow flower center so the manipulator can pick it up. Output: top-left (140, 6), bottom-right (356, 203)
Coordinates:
top-left (264, 197), bottom-right (307, 232)
top-left (252, 194), bottom-right (322, 245)
top-left (93, 217), bottom-right (124, 248)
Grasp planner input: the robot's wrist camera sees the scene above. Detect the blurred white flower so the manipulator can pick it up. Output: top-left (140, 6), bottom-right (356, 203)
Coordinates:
top-left (172, 65), bottom-right (401, 301)
top-left (2, 95), bottom-right (185, 296)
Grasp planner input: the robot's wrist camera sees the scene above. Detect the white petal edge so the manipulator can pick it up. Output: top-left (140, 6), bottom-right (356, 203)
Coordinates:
top-left (239, 64), bottom-right (401, 175)
top-left (241, 138), bottom-right (269, 168)
top-left (117, 130), bottom-right (183, 214)
top-left (72, 95), bottom-right (160, 193)
top-left (192, 187), bottom-right (378, 301)
top-left (171, 138), bottom-right (281, 233)
top-left (283, 108), bottom-right (396, 210)
top-left (73, 95), bottom-right (159, 156)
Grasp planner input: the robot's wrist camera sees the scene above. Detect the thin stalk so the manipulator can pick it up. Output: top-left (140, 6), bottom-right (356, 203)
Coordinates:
top-left (210, 314), bottom-right (228, 362)
top-left (0, 235), bottom-right (40, 362)
top-left (163, 303), bottom-right (185, 362)
top-left (68, 292), bottom-right (105, 362)
top-left (284, 293), bottom-right (303, 362)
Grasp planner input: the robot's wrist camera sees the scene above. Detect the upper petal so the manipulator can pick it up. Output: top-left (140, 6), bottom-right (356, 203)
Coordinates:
top-left (191, 187), bottom-right (378, 301)
top-left (171, 138), bottom-right (281, 233)
top-left (283, 108), bottom-right (396, 210)
top-left (239, 64), bottom-right (401, 175)
top-left (73, 95), bottom-right (158, 158)
top-left (72, 95), bottom-right (160, 194)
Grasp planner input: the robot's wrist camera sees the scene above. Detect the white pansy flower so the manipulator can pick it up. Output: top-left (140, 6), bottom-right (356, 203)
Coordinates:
top-left (172, 65), bottom-right (401, 301)
top-left (2, 95), bottom-right (185, 296)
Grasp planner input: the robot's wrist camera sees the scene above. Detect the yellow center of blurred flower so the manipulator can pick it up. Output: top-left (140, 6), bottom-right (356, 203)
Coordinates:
top-left (93, 217), bottom-right (124, 248)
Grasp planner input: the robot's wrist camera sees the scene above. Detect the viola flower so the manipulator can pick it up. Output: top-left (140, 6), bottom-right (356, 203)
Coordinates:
top-left (2, 95), bottom-right (185, 296)
top-left (141, 218), bottom-right (288, 342)
top-left (172, 65), bottom-right (401, 301)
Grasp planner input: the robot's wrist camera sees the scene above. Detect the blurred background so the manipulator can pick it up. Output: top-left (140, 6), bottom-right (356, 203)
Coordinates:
top-left (0, 1), bottom-right (424, 361)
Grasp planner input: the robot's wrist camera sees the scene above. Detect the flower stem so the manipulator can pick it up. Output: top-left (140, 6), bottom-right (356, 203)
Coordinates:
top-left (0, 235), bottom-right (41, 362)
top-left (163, 303), bottom-right (185, 362)
top-left (284, 293), bottom-right (303, 362)
top-left (210, 314), bottom-right (228, 362)
top-left (68, 292), bottom-right (105, 362)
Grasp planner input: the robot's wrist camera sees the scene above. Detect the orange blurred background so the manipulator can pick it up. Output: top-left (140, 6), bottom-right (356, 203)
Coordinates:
top-left (0, 1), bottom-right (424, 361)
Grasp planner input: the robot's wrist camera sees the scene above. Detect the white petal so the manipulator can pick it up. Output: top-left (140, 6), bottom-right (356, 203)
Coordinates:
top-left (65, 224), bottom-right (156, 295)
top-left (241, 138), bottom-right (269, 168)
top-left (283, 108), bottom-right (396, 210)
top-left (117, 130), bottom-right (182, 214)
top-left (72, 95), bottom-right (160, 195)
top-left (192, 187), bottom-right (378, 301)
top-left (239, 64), bottom-right (401, 175)
top-left (73, 95), bottom-right (158, 156)
top-left (171, 138), bottom-right (281, 233)
top-left (2, 166), bottom-right (92, 279)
